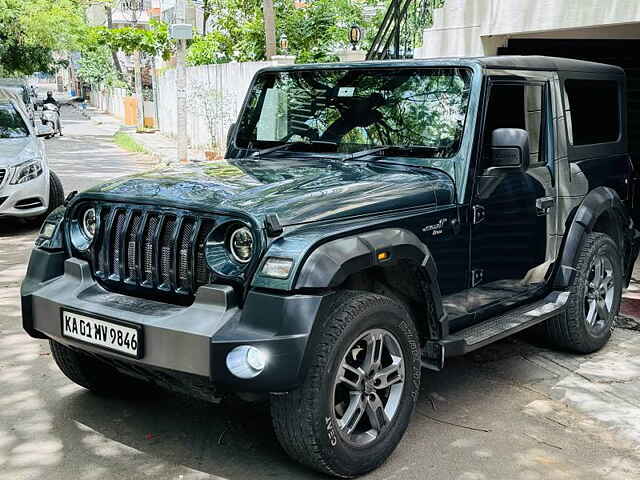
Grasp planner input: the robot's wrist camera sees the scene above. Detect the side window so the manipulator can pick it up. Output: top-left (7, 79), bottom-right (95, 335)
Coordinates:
top-left (482, 82), bottom-right (545, 168)
top-left (564, 79), bottom-right (620, 146)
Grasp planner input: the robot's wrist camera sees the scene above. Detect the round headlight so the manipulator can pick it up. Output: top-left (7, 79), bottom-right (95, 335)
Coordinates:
top-left (82, 208), bottom-right (96, 240)
top-left (229, 226), bottom-right (253, 264)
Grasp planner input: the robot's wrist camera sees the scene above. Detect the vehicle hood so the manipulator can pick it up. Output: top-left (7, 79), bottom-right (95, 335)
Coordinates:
top-left (82, 157), bottom-right (455, 226)
top-left (0, 137), bottom-right (40, 167)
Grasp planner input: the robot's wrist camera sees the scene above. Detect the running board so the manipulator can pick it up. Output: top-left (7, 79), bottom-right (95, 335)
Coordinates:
top-left (421, 291), bottom-right (569, 370)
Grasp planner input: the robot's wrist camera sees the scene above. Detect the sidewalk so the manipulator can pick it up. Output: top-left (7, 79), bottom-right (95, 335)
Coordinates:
top-left (76, 104), bottom-right (206, 164)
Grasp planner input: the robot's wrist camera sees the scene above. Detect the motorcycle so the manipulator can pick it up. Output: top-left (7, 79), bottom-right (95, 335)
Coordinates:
top-left (41, 103), bottom-right (61, 137)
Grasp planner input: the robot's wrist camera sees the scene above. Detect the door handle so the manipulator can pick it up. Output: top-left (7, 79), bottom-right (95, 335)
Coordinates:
top-left (536, 196), bottom-right (555, 216)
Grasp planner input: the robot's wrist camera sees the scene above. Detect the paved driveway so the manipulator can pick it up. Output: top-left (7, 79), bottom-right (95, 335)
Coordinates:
top-left (1, 107), bottom-right (640, 480)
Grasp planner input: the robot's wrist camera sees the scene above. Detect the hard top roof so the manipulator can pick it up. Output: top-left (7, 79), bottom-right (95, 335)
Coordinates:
top-left (474, 55), bottom-right (624, 74)
top-left (259, 55), bottom-right (624, 75)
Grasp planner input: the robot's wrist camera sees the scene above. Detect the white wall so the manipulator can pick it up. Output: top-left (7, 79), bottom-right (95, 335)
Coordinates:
top-left (156, 61), bottom-right (275, 151)
top-left (90, 87), bottom-right (128, 120)
top-left (416, 0), bottom-right (640, 58)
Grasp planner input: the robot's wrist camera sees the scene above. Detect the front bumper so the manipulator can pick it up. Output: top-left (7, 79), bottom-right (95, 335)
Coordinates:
top-left (0, 170), bottom-right (49, 218)
top-left (21, 252), bottom-right (331, 392)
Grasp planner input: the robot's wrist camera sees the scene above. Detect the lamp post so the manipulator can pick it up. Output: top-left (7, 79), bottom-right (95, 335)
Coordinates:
top-left (349, 25), bottom-right (362, 51)
top-left (279, 34), bottom-right (289, 55)
top-left (120, 0), bottom-right (145, 131)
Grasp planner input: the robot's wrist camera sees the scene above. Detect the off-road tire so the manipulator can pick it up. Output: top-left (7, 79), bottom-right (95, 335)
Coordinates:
top-left (270, 291), bottom-right (421, 478)
top-left (544, 232), bottom-right (622, 353)
top-left (50, 340), bottom-right (150, 396)
top-left (25, 171), bottom-right (64, 228)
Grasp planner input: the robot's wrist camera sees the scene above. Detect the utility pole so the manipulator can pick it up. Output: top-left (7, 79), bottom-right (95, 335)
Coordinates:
top-left (263, 0), bottom-right (276, 59)
top-left (133, 50), bottom-right (145, 131)
top-left (172, 0), bottom-right (192, 163)
top-left (120, 0), bottom-right (145, 131)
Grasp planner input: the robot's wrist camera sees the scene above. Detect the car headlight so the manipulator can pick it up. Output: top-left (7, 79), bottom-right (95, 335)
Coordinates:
top-left (10, 158), bottom-right (43, 184)
top-left (228, 226), bottom-right (254, 264)
top-left (70, 205), bottom-right (96, 251)
top-left (81, 208), bottom-right (97, 240)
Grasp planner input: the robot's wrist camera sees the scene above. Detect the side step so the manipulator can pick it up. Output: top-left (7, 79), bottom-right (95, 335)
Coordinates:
top-left (422, 291), bottom-right (569, 370)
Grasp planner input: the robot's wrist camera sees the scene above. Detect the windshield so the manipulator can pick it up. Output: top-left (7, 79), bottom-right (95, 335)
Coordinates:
top-left (0, 103), bottom-right (29, 138)
top-left (237, 67), bottom-right (472, 160)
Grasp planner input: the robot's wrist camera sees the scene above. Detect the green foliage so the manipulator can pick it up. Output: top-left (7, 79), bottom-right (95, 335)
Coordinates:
top-left (0, 0), bottom-right (86, 75)
top-left (90, 19), bottom-right (174, 59)
top-left (77, 46), bottom-right (122, 87)
top-left (113, 132), bottom-right (148, 154)
top-left (187, 0), bottom-right (368, 66)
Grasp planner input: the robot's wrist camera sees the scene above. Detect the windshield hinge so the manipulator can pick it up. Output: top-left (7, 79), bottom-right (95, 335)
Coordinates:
top-left (472, 269), bottom-right (484, 287)
top-left (472, 205), bottom-right (486, 225)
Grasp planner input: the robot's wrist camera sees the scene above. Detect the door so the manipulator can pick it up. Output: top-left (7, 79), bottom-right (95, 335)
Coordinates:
top-left (467, 79), bottom-right (557, 321)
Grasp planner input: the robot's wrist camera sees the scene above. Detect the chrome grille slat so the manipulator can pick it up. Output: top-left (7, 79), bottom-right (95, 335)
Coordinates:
top-left (159, 216), bottom-right (177, 290)
top-left (0, 168), bottom-right (6, 186)
top-left (90, 205), bottom-right (214, 298)
top-left (143, 215), bottom-right (159, 286)
top-left (126, 213), bottom-right (142, 282)
top-left (110, 211), bottom-right (126, 280)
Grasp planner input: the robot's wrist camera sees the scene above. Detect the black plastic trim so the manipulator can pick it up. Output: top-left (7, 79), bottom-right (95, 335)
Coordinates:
top-left (553, 186), bottom-right (634, 288)
top-left (21, 248), bottom-right (67, 339)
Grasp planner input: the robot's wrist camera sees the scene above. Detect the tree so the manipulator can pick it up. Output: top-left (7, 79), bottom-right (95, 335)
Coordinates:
top-left (263, 0), bottom-right (277, 59)
top-left (186, 0), bottom-right (366, 66)
top-left (0, 0), bottom-right (86, 75)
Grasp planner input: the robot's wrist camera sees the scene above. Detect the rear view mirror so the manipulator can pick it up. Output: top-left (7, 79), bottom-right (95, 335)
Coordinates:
top-left (37, 124), bottom-right (54, 137)
top-left (488, 128), bottom-right (530, 171)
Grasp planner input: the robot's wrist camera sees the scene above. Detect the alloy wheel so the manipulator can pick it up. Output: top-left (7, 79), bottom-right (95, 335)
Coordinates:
top-left (332, 328), bottom-right (405, 446)
top-left (584, 252), bottom-right (616, 334)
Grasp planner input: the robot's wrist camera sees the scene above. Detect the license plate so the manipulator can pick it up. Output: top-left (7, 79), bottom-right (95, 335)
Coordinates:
top-left (61, 310), bottom-right (142, 358)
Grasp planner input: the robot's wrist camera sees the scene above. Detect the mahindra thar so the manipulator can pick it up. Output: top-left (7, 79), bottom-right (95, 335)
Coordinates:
top-left (21, 56), bottom-right (640, 477)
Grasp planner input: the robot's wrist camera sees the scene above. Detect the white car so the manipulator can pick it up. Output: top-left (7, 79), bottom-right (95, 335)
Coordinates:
top-left (0, 88), bottom-right (63, 223)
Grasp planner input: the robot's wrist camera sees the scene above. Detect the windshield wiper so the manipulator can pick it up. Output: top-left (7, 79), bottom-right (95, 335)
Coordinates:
top-left (345, 146), bottom-right (391, 162)
top-left (252, 140), bottom-right (338, 157)
top-left (345, 145), bottom-right (442, 162)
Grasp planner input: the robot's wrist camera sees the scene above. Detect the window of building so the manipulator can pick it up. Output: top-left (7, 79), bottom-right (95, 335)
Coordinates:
top-left (565, 79), bottom-right (620, 145)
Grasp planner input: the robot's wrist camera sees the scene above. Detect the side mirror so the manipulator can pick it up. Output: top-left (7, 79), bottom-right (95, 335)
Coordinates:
top-left (488, 128), bottom-right (529, 172)
top-left (37, 124), bottom-right (54, 137)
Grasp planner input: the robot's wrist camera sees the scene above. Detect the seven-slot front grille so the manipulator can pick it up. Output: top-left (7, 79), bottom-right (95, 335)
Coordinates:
top-left (92, 206), bottom-right (214, 297)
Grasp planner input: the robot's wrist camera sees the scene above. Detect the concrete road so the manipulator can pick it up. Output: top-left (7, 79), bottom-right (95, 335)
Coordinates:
top-left (2, 108), bottom-right (640, 480)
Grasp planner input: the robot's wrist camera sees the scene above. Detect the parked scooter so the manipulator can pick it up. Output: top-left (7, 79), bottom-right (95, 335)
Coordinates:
top-left (41, 103), bottom-right (62, 137)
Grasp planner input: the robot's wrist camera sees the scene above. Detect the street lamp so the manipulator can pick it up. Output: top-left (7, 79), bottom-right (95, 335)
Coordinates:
top-left (279, 33), bottom-right (289, 55)
top-left (349, 25), bottom-right (362, 51)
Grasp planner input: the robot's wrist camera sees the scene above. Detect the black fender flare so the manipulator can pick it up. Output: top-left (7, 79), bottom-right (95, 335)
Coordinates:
top-left (294, 228), bottom-right (444, 323)
top-left (553, 186), bottom-right (632, 289)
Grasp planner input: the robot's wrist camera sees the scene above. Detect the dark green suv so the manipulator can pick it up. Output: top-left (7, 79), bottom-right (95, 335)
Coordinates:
top-left (22, 56), bottom-right (640, 477)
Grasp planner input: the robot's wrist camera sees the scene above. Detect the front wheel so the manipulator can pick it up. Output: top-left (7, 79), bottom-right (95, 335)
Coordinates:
top-left (271, 291), bottom-right (421, 478)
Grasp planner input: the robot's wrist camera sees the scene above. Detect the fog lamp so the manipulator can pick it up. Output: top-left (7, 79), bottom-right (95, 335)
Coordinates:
top-left (226, 345), bottom-right (267, 379)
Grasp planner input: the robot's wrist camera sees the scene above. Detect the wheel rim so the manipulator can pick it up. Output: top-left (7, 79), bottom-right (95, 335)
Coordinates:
top-left (332, 328), bottom-right (405, 446)
top-left (584, 252), bottom-right (616, 334)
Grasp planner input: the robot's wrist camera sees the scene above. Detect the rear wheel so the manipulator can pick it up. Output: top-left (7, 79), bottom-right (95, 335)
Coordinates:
top-left (271, 291), bottom-right (421, 478)
top-left (50, 340), bottom-right (150, 396)
top-left (545, 232), bottom-right (622, 353)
